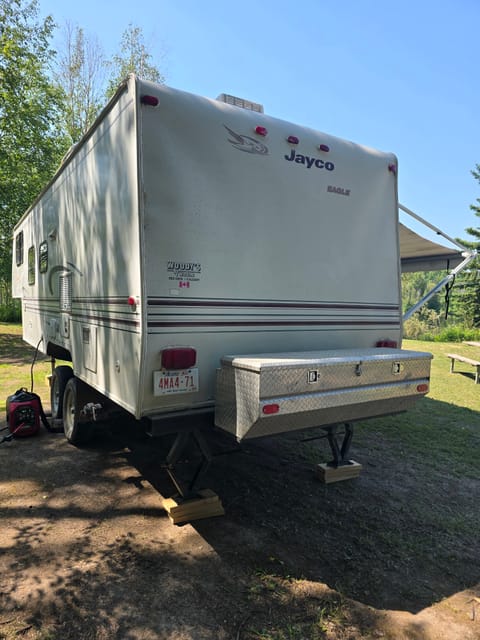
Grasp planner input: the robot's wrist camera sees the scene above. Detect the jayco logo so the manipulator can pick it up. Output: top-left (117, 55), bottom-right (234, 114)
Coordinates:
top-left (224, 124), bottom-right (335, 171)
top-left (284, 149), bottom-right (335, 171)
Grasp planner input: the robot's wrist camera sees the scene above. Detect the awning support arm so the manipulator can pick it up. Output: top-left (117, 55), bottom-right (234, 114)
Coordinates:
top-left (399, 203), bottom-right (477, 321)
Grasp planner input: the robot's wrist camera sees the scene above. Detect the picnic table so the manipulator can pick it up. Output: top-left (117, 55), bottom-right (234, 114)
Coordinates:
top-left (446, 341), bottom-right (480, 383)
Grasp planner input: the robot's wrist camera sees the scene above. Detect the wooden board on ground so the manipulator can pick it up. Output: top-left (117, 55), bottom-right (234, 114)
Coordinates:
top-left (162, 488), bottom-right (225, 525)
top-left (316, 460), bottom-right (362, 484)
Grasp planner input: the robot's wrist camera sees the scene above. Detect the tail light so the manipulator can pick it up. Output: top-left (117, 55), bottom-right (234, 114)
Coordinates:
top-left (161, 347), bottom-right (196, 370)
top-left (376, 339), bottom-right (398, 348)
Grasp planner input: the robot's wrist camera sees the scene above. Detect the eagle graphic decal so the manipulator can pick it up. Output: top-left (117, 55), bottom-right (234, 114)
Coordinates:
top-left (224, 125), bottom-right (269, 155)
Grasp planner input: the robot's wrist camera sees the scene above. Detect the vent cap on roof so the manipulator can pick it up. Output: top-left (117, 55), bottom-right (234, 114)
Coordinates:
top-left (216, 93), bottom-right (264, 113)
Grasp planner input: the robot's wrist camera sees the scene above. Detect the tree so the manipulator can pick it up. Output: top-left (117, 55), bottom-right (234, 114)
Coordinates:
top-left (54, 22), bottom-right (106, 143)
top-left (53, 22), bottom-right (165, 143)
top-left (106, 24), bottom-right (164, 97)
top-left (0, 0), bottom-right (69, 311)
top-left (453, 165), bottom-right (480, 327)
top-left (401, 271), bottom-right (442, 315)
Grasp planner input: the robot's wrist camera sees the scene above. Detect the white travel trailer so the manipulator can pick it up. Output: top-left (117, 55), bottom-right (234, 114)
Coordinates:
top-left (11, 76), bottom-right (471, 481)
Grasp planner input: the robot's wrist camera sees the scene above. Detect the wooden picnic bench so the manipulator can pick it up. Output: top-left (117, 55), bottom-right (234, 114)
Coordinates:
top-left (447, 353), bottom-right (480, 384)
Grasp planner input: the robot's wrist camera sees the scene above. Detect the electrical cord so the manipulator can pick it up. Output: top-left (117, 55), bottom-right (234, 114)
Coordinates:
top-left (30, 336), bottom-right (44, 393)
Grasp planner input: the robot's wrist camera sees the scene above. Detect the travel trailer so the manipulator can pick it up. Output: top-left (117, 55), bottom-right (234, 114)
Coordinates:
top-left (12, 76), bottom-right (473, 486)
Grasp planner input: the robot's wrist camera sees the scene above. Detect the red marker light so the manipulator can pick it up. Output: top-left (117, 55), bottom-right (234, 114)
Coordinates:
top-left (318, 144), bottom-right (330, 152)
top-left (262, 403), bottom-right (280, 415)
top-left (140, 95), bottom-right (159, 106)
top-left (287, 135), bottom-right (299, 144)
top-left (128, 296), bottom-right (137, 306)
top-left (255, 126), bottom-right (268, 136)
top-left (417, 384), bottom-right (429, 393)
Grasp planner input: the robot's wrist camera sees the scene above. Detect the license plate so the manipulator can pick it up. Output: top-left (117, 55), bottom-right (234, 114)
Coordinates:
top-left (153, 368), bottom-right (199, 396)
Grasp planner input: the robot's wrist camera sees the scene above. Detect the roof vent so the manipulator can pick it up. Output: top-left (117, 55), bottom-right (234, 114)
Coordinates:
top-left (216, 93), bottom-right (264, 113)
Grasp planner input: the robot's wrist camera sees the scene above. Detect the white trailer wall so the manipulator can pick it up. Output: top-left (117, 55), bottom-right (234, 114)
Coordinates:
top-left (137, 81), bottom-right (402, 415)
top-left (13, 82), bottom-right (143, 415)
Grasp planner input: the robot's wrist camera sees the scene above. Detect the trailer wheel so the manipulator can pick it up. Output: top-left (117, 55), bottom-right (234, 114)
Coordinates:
top-left (51, 366), bottom-right (74, 419)
top-left (62, 377), bottom-right (93, 445)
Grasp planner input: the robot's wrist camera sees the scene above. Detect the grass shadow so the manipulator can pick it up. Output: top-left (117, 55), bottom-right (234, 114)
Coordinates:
top-left (183, 396), bottom-right (480, 614)
top-left (0, 328), bottom-right (48, 366)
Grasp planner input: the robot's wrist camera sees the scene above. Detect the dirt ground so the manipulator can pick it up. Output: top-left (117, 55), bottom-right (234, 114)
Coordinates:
top-left (1, 400), bottom-right (479, 640)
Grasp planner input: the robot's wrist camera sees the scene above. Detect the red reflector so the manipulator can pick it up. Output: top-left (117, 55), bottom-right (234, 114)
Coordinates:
top-left (318, 144), bottom-right (330, 152)
top-left (255, 126), bottom-right (268, 136)
top-left (141, 94), bottom-right (159, 106)
top-left (417, 384), bottom-right (429, 393)
top-left (375, 339), bottom-right (398, 348)
top-left (287, 135), bottom-right (299, 144)
top-left (161, 348), bottom-right (197, 370)
top-left (262, 404), bottom-right (280, 415)
top-left (128, 296), bottom-right (137, 306)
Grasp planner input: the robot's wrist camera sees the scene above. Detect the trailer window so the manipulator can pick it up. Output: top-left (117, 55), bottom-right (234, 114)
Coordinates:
top-left (15, 232), bottom-right (24, 266)
top-left (28, 246), bottom-right (35, 285)
top-left (39, 241), bottom-right (48, 273)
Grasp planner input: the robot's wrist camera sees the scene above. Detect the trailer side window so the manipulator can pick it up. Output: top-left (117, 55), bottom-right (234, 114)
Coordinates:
top-left (28, 246), bottom-right (35, 285)
top-left (15, 232), bottom-right (24, 266)
top-left (39, 241), bottom-right (48, 273)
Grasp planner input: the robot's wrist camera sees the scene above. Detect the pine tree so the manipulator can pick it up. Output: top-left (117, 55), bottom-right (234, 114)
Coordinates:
top-left (455, 165), bottom-right (480, 327)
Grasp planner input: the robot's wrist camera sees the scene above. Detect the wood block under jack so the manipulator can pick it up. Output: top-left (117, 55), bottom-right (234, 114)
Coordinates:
top-left (162, 488), bottom-right (225, 525)
top-left (316, 460), bottom-right (362, 484)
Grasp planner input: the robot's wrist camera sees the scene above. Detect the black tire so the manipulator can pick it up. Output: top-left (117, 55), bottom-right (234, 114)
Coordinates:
top-left (50, 366), bottom-right (74, 419)
top-left (62, 377), bottom-right (93, 445)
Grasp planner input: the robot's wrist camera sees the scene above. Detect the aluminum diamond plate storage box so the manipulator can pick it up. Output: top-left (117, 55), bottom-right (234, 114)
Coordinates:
top-left (215, 348), bottom-right (432, 440)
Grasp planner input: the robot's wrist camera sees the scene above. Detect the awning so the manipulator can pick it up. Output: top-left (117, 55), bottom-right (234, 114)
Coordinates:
top-left (399, 223), bottom-right (466, 272)
top-left (395, 204), bottom-right (476, 318)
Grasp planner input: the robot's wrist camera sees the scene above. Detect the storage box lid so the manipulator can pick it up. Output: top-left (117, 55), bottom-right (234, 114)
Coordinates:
top-left (220, 348), bottom-right (432, 373)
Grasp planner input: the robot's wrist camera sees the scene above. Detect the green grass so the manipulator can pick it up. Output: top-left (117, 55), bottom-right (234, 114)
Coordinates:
top-left (353, 339), bottom-right (480, 480)
top-left (246, 568), bottom-right (345, 640)
top-left (406, 338), bottom-right (480, 409)
top-left (0, 322), bottom-right (53, 415)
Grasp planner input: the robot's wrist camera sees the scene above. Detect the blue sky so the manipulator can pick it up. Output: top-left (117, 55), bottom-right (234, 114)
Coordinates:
top-left (40, 0), bottom-right (479, 244)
